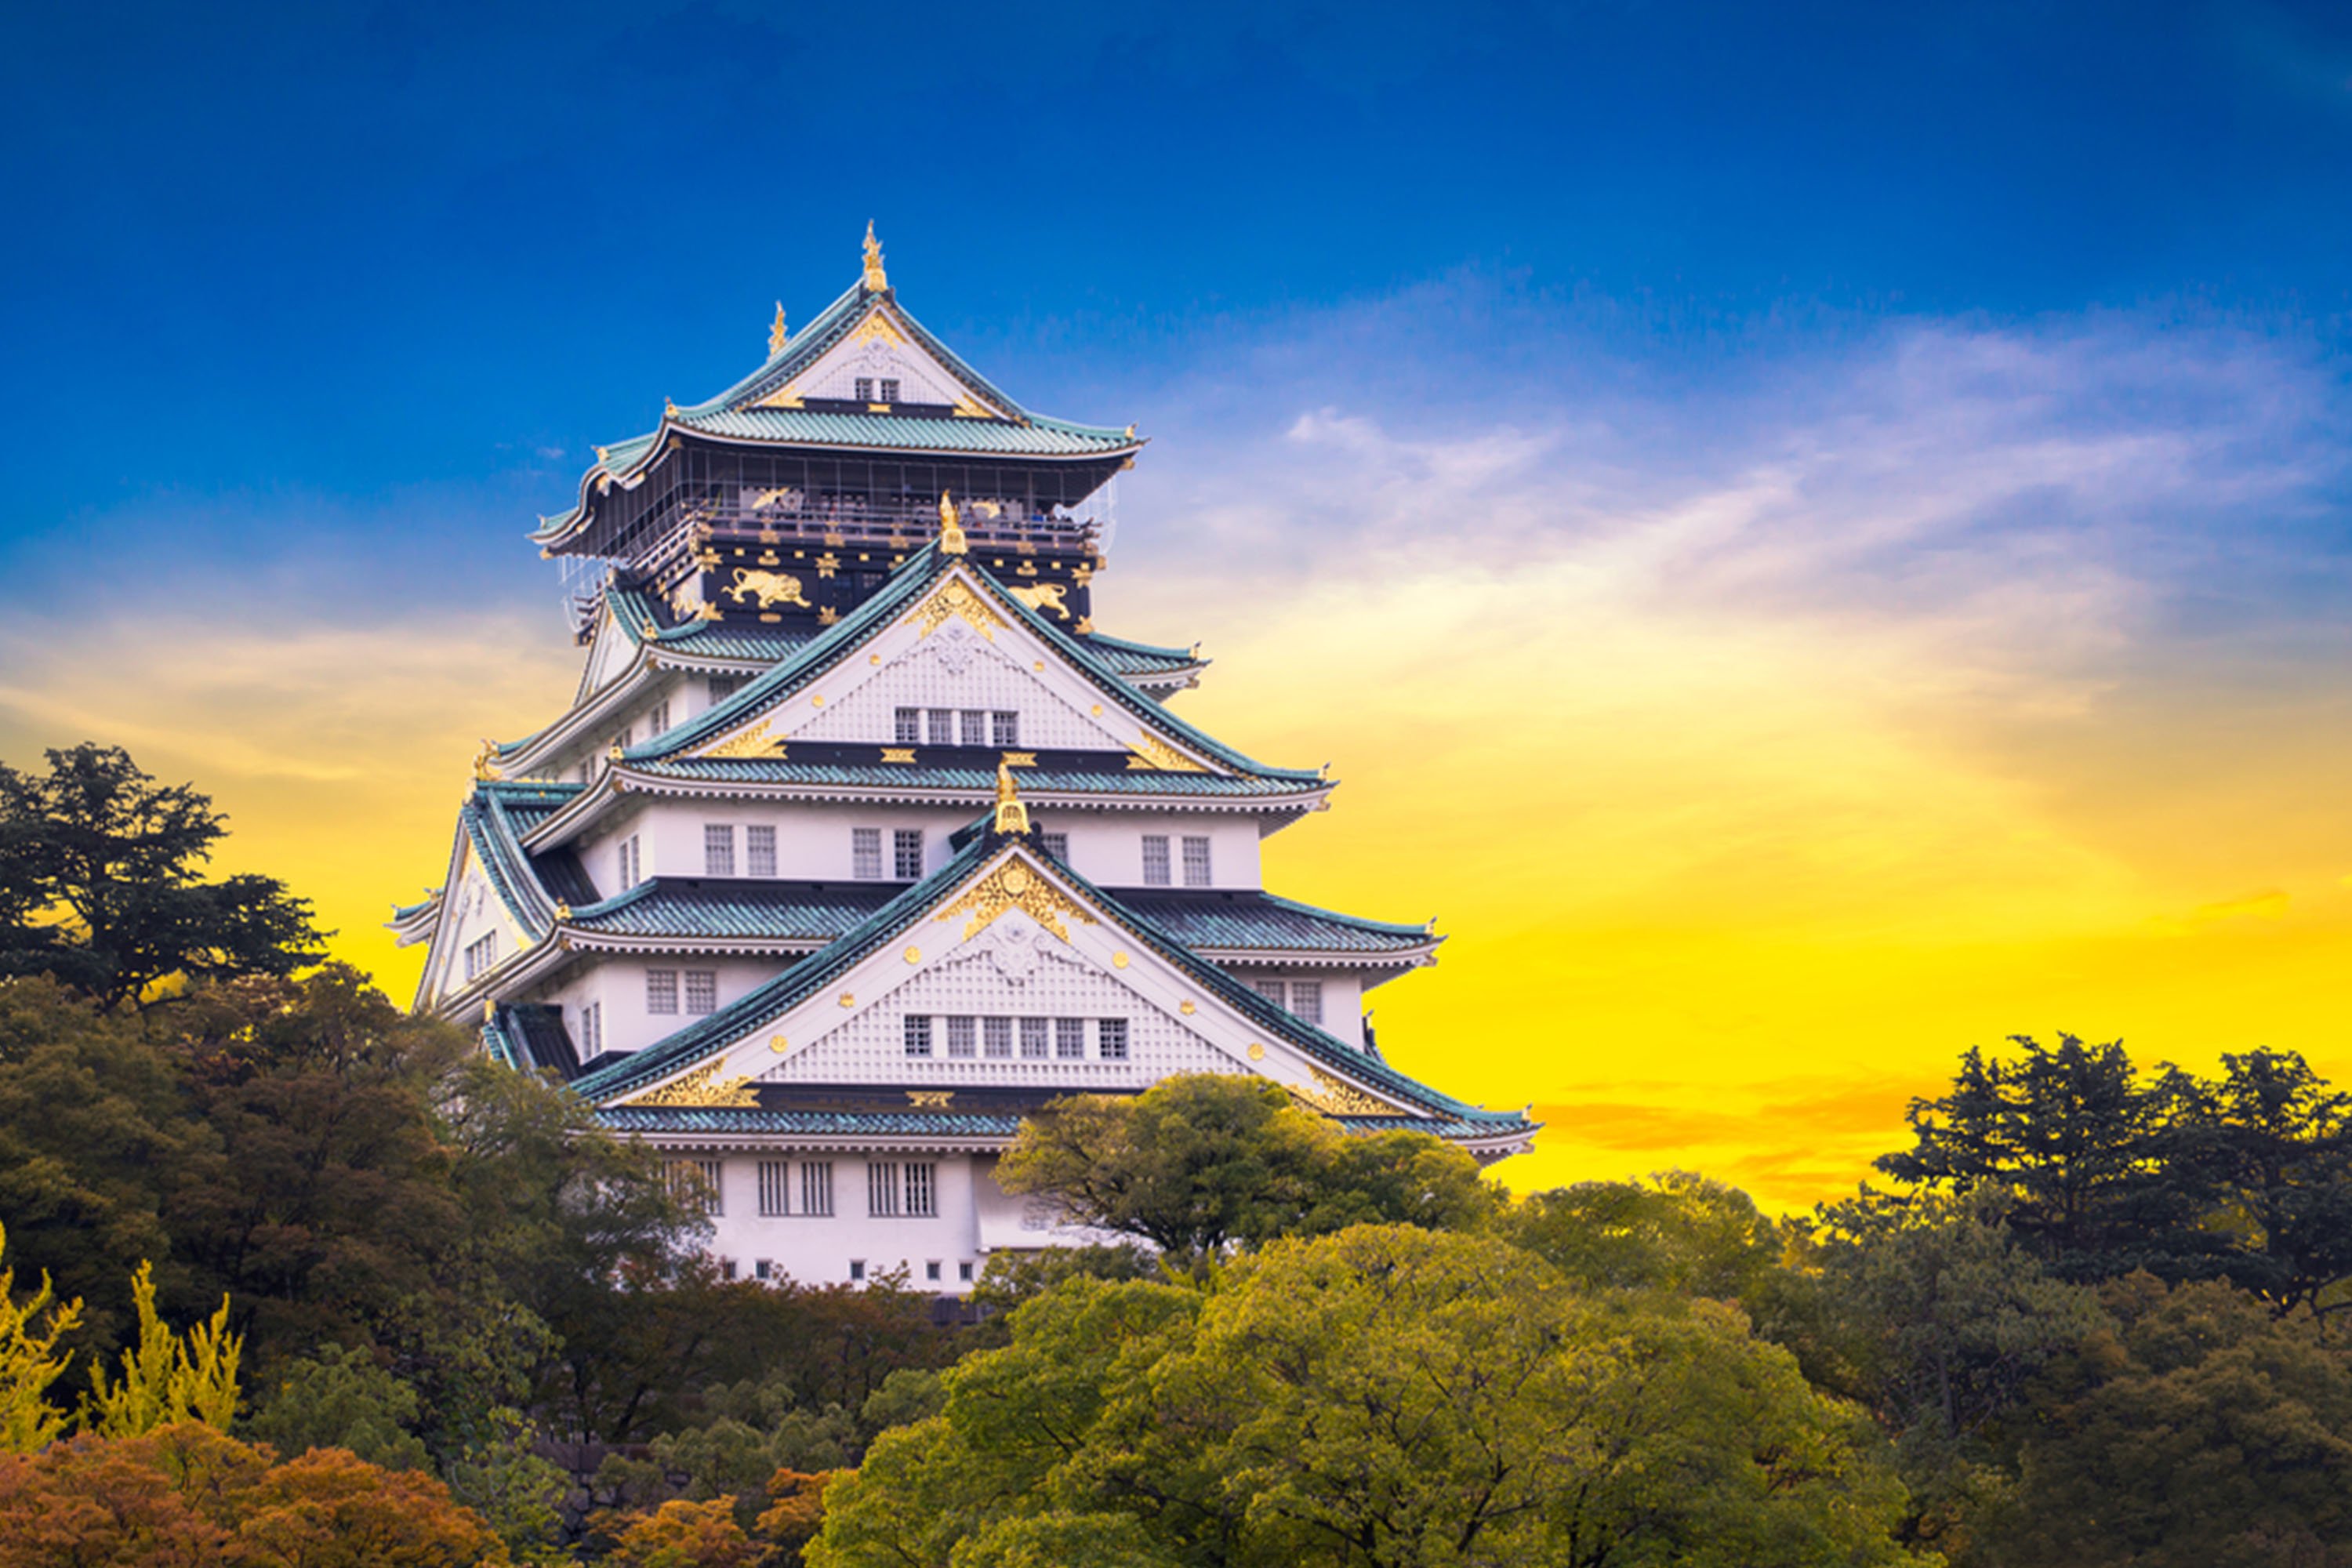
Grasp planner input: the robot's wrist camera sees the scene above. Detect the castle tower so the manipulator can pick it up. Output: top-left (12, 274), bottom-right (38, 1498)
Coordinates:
top-left (394, 232), bottom-right (1534, 1288)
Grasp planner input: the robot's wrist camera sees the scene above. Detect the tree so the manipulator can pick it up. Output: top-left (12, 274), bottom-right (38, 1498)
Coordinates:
top-left (0, 1222), bottom-right (81, 1454)
top-left (600, 1497), bottom-right (757, 1568)
top-left (0, 744), bottom-right (325, 1011)
top-left (2175, 1050), bottom-right (2352, 1319)
top-left (813, 1227), bottom-right (1928, 1568)
top-left (80, 1259), bottom-right (241, 1437)
top-left (1503, 1171), bottom-right (1782, 1299)
top-left (247, 1343), bottom-right (430, 1472)
top-left (996, 1075), bottom-right (1498, 1271)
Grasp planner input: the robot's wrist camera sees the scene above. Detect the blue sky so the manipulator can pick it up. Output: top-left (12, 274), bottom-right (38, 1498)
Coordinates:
top-left (5, 1), bottom-right (2352, 1195)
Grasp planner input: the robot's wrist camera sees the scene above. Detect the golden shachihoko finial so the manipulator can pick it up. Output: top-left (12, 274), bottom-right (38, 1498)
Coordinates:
top-left (768, 302), bottom-right (789, 356)
top-left (862, 220), bottom-right (887, 292)
top-left (993, 760), bottom-right (1030, 836)
top-left (937, 489), bottom-right (967, 555)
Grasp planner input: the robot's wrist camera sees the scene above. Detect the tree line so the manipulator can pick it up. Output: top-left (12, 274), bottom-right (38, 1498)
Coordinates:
top-left (2, 742), bottom-right (2348, 1566)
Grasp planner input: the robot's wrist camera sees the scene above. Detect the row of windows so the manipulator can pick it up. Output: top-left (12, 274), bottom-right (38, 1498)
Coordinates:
top-left (851, 826), bottom-right (926, 880)
top-left (893, 708), bottom-right (1020, 747)
top-left (851, 377), bottom-right (902, 404)
top-left (1253, 978), bottom-right (1325, 1025)
top-left (704, 823), bottom-right (780, 877)
top-left (671, 1157), bottom-right (938, 1220)
top-left (647, 968), bottom-right (720, 1017)
top-left (1142, 834), bottom-right (1212, 887)
top-left (904, 1015), bottom-right (1128, 1061)
top-left (741, 1258), bottom-right (974, 1286)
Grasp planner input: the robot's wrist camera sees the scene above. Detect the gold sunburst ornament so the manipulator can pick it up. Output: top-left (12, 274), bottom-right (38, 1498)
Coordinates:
top-left (935, 854), bottom-right (1094, 942)
top-left (902, 578), bottom-right (1006, 641)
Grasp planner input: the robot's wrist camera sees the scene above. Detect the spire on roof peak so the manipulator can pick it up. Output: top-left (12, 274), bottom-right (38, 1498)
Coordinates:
top-left (862, 221), bottom-right (887, 293)
top-left (768, 302), bottom-right (789, 357)
top-left (993, 760), bottom-right (1030, 836)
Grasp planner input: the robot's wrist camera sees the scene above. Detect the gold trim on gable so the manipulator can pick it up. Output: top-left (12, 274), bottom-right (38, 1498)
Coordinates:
top-left (902, 578), bottom-right (1008, 641)
top-left (701, 720), bottom-right (788, 760)
top-left (1126, 735), bottom-right (1206, 773)
top-left (1289, 1067), bottom-right (1407, 1119)
top-left (934, 857), bottom-right (1096, 942)
top-left (626, 1060), bottom-right (757, 1109)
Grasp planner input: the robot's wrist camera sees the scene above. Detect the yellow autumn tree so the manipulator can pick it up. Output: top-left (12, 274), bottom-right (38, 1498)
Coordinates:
top-left (81, 1260), bottom-right (241, 1437)
top-left (0, 1223), bottom-right (84, 1454)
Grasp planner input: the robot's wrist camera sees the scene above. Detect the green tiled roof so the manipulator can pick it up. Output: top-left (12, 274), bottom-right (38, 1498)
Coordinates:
top-left (608, 587), bottom-right (818, 663)
top-left (626, 758), bottom-right (1323, 800)
top-left (1077, 630), bottom-right (1203, 680)
top-left (1121, 891), bottom-right (1434, 955)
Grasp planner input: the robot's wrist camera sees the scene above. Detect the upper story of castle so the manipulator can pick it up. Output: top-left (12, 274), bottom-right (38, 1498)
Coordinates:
top-left (533, 226), bottom-right (1144, 642)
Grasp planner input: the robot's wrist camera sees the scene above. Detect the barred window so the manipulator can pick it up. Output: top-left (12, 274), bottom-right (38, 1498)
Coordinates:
top-left (1054, 1017), bottom-right (1087, 1059)
top-left (894, 829), bottom-right (924, 880)
top-left (960, 710), bottom-right (988, 746)
top-left (801, 1161), bottom-right (834, 1217)
top-left (707, 675), bottom-right (744, 702)
top-left (1098, 1018), bottom-right (1130, 1060)
top-left (666, 1160), bottom-right (722, 1214)
top-left (1019, 1017), bottom-right (1050, 1058)
top-left (684, 970), bottom-right (717, 1016)
top-left (946, 1016), bottom-right (976, 1058)
top-left (927, 709), bottom-right (955, 745)
top-left (868, 1161), bottom-right (901, 1218)
top-left (991, 710), bottom-right (1019, 746)
top-left (579, 1000), bottom-right (602, 1057)
top-left (463, 931), bottom-right (497, 981)
top-left (698, 1159), bottom-right (725, 1215)
top-left (758, 1160), bottom-right (789, 1217)
top-left (1254, 978), bottom-right (1287, 1008)
top-left (1041, 832), bottom-right (1069, 862)
top-left (904, 1015), bottom-right (933, 1058)
top-left (649, 699), bottom-right (671, 735)
top-left (1290, 980), bottom-right (1324, 1025)
top-left (618, 834), bottom-right (641, 889)
top-left (704, 823), bottom-right (736, 877)
top-left (982, 1016), bottom-right (1014, 1058)
top-left (1181, 836), bottom-right (1212, 887)
top-left (906, 1162), bottom-right (937, 1218)
top-left (1142, 836), bottom-right (1171, 887)
top-left (852, 826), bottom-right (884, 880)
top-left (646, 969), bottom-right (678, 1014)
top-left (854, 376), bottom-right (874, 401)
top-left (894, 706), bottom-right (921, 744)
top-left (746, 825), bottom-right (777, 878)
top-left (879, 377), bottom-right (900, 403)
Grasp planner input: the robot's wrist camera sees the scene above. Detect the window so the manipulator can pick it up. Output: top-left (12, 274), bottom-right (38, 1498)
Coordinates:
top-left (958, 1261), bottom-right (975, 1283)
top-left (721, 1258), bottom-right (738, 1281)
top-left (960, 710), bottom-right (988, 746)
top-left (1290, 980), bottom-right (1324, 1025)
top-left (1142, 836), bottom-right (1171, 887)
top-left (1254, 978), bottom-right (1286, 1007)
top-left (646, 969), bottom-right (678, 1014)
top-left (1181, 836), bottom-right (1212, 887)
top-left (852, 826), bottom-right (884, 880)
top-left (982, 1017), bottom-right (1013, 1058)
top-left (579, 1000), bottom-right (602, 1057)
top-left (665, 1160), bottom-right (722, 1215)
top-left (1098, 1018), bottom-right (1130, 1061)
top-left (868, 1161), bottom-right (901, 1218)
top-left (1041, 832), bottom-right (1069, 862)
top-left (578, 760), bottom-right (591, 784)
top-left (746, 825), bottom-right (777, 877)
top-left (463, 931), bottom-right (497, 981)
top-left (894, 706), bottom-right (921, 744)
top-left (926, 709), bottom-right (955, 745)
top-left (905, 1015), bottom-right (933, 1058)
top-left (1020, 1017), bottom-right (1050, 1059)
top-left (684, 970), bottom-right (718, 1016)
top-left (991, 710), bottom-right (1019, 746)
top-left (849, 1259), bottom-right (866, 1282)
top-left (880, 378), bottom-right (900, 403)
top-left (708, 675), bottom-right (744, 702)
top-left (758, 1160), bottom-right (789, 1216)
top-left (926, 1260), bottom-right (942, 1282)
top-left (756, 1259), bottom-right (775, 1280)
top-left (649, 699), bottom-right (670, 735)
top-left (893, 829), bottom-right (924, 880)
top-left (705, 823), bottom-right (736, 877)
top-left (1055, 1018), bottom-right (1087, 1059)
top-left (946, 1016), bottom-right (975, 1058)
top-left (853, 376), bottom-right (873, 401)
top-left (906, 1162), bottom-right (937, 1217)
top-left (801, 1161), bottom-right (834, 1217)
top-left (613, 726), bottom-right (633, 750)
top-left (617, 834), bottom-right (641, 889)
top-left (698, 1159), bottom-right (725, 1216)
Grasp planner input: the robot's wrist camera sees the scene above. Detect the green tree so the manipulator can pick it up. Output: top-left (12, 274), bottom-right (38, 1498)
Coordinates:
top-left (2174, 1049), bottom-right (2352, 1319)
top-left (0, 744), bottom-right (324, 1011)
top-left (247, 1342), bottom-right (430, 1471)
top-left (1503, 1171), bottom-right (1782, 1298)
top-left (815, 1227), bottom-right (1927, 1568)
top-left (996, 1075), bottom-right (1497, 1272)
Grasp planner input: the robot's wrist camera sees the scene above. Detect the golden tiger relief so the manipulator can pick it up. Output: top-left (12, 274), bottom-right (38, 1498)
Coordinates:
top-left (1007, 583), bottom-right (1072, 620)
top-left (725, 568), bottom-right (812, 610)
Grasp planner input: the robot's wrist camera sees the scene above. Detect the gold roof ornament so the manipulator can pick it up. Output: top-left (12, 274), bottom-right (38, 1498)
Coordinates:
top-left (768, 301), bottom-right (789, 356)
top-left (937, 489), bottom-right (968, 555)
top-left (470, 739), bottom-right (505, 782)
top-left (993, 760), bottom-right (1030, 836)
top-left (664, 396), bottom-right (678, 417)
top-left (862, 220), bottom-right (887, 292)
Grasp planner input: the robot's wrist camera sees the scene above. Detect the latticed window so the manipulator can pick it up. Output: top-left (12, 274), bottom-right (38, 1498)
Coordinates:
top-left (992, 710), bottom-right (1019, 746)
top-left (852, 827), bottom-right (884, 880)
top-left (579, 1000), bottom-right (601, 1057)
top-left (946, 1017), bottom-right (975, 1057)
top-left (904, 1015), bottom-right (933, 1058)
top-left (1055, 1018), bottom-right (1087, 1059)
top-left (800, 1162), bottom-right (834, 1216)
top-left (1254, 978), bottom-right (1287, 1007)
top-left (926, 709), bottom-right (955, 745)
top-left (1019, 1017), bottom-right (1050, 1058)
top-left (707, 675), bottom-right (744, 702)
top-left (649, 699), bottom-right (671, 735)
top-left (854, 377), bottom-right (874, 401)
top-left (746, 826), bottom-right (777, 878)
top-left (705, 824), bottom-right (736, 877)
top-left (684, 971), bottom-right (717, 1016)
top-left (646, 969), bottom-right (678, 1014)
top-left (1142, 836), bottom-right (1171, 887)
top-left (1098, 1018), bottom-right (1130, 1060)
top-left (894, 829), bottom-right (924, 880)
top-left (1181, 836), bottom-right (1211, 887)
top-left (758, 1160), bottom-right (789, 1216)
top-left (617, 834), bottom-right (641, 889)
top-left (982, 1017), bottom-right (1013, 1058)
top-left (960, 710), bottom-right (988, 746)
top-left (880, 378), bottom-right (900, 403)
top-left (698, 1159), bottom-right (725, 1215)
top-left (1290, 980), bottom-right (1324, 1025)
top-left (868, 1161), bottom-right (902, 1218)
top-left (1041, 832), bottom-right (1069, 862)
top-left (464, 932), bottom-right (497, 981)
top-left (906, 1162), bottom-right (937, 1218)
top-left (894, 707), bottom-right (920, 744)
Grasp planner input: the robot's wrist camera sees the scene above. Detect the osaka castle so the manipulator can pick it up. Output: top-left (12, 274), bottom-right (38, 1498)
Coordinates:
top-left (393, 227), bottom-right (1534, 1289)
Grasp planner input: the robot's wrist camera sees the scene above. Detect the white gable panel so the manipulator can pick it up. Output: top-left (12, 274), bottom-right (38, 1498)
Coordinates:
top-left (577, 610), bottom-right (641, 699)
top-left (768, 312), bottom-right (993, 412)
top-left (792, 620), bottom-right (1127, 751)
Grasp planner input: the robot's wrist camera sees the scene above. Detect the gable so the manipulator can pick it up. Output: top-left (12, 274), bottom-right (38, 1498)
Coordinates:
top-left (748, 303), bottom-right (1005, 419)
top-left (419, 840), bottom-right (532, 1010)
top-left (575, 606), bottom-right (644, 701)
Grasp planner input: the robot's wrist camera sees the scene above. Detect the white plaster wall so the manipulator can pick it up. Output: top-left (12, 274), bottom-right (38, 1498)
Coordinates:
top-left (702, 1152), bottom-right (989, 1290)
top-left (537, 956), bottom-right (789, 1058)
top-left (1231, 967), bottom-right (1367, 1050)
top-left (1051, 811), bottom-right (1261, 890)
